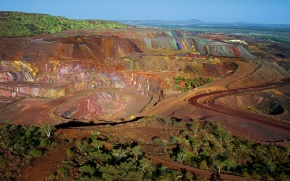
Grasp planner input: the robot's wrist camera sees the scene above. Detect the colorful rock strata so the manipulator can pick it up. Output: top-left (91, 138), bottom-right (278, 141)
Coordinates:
top-left (0, 28), bottom-right (250, 122)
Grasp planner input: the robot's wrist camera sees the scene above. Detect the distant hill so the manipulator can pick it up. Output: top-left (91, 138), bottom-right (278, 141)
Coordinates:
top-left (0, 11), bottom-right (129, 38)
top-left (117, 19), bottom-right (203, 26)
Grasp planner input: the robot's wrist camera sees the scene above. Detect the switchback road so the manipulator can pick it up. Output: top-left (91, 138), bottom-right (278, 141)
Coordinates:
top-left (189, 78), bottom-right (290, 131)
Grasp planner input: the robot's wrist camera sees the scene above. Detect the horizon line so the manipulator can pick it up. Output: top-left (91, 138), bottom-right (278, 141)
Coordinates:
top-left (2, 11), bottom-right (290, 25)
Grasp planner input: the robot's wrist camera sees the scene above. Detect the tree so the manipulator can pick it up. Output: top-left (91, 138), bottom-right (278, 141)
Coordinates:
top-left (124, 171), bottom-right (144, 181)
top-left (169, 136), bottom-right (185, 144)
top-left (153, 137), bottom-right (167, 148)
top-left (24, 126), bottom-right (37, 138)
top-left (39, 123), bottom-right (55, 138)
top-left (79, 165), bottom-right (95, 176)
top-left (131, 146), bottom-right (143, 160)
top-left (100, 165), bottom-right (121, 180)
top-left (28, 148), bottom-right (43, 158)
top-left (199, 160), bottom-right (208, 170)
top-left (91, 139), bottom-right (103, 149)
top-left (188, 119), bottom-right (200, 137)
top-left (75, 139), bottom-right (89, 153)
top-left (112, 148), bottom-right (127, 163)
top-left (140, 158), bottom-right (154, 173)
top-left (177, 147), bottom-right (193, 164)
top-left (212, 160), bottom-right (224, 174)
top-left (223, 157), bottom-right (237, 172)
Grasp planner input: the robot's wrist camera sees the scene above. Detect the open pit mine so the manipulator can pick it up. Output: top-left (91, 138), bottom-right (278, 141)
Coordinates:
top-left (2, 23), bottom-right (290, 181)
top-left (0, 28), bottom-right (290, 137)
top-left (0, 29), bottom-right (230, 124)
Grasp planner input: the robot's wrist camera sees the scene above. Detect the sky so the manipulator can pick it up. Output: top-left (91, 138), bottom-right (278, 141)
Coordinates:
top-left (1, 0), bottom-right (290, 24)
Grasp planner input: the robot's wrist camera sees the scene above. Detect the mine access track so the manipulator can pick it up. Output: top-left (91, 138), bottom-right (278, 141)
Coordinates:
top-left (189, 78), bottom-right (290, 131)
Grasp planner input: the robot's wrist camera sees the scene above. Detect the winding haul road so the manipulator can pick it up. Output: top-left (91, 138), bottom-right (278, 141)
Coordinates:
top-left (189, 78), bottom-right (290, 131)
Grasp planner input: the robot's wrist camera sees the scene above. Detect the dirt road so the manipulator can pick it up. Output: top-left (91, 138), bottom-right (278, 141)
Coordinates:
top-left (189, 78), bottom-right (290, 131)
top-left (147, 156), bottom-right (257, 181)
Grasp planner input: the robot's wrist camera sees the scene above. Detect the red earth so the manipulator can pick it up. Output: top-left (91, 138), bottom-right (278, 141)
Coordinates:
top-left (1, 28), bottom-right (290, 180)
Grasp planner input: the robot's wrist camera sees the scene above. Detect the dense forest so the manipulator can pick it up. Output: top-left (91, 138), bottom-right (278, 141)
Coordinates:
top-left (0, 11), bottom-right (128, 37)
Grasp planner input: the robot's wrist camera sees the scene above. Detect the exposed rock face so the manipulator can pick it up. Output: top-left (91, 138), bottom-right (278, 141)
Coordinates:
top-left (0, 82), bottom-right (67, 97)
top-left (0, 29), bottom-right (254, 63)
top-left (0, 28), bottom-right (252, 123)
top-left (227, 62), bottom-right (288, 89)
top-left (0, 59), bottom-right (161, 98)
top-left (193, 37), bottom-right (255, 58)
top-left (124, 55), bottom-right (234, 77)
top-left (0, 28), bottom-right (244, 99)
top-left (55, 90), bottom-right (151, 120)
top-left (0, 35), bottom-right (142, 62)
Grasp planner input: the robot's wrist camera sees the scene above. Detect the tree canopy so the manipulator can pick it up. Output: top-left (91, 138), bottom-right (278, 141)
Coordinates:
top-left (0, 11), bottom-right (129, 37)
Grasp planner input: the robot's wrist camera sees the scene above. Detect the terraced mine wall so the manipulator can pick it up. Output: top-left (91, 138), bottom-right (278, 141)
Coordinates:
top-left (0, 28), bottom-right (254, 99)
top-left (193, 37), bottom-right (255, 58)
top-left (0, 29), bottom-right (254, 63)
top-left (0, 60), bottom-right (161, 98)
top-left (138, 37), bottom-right (193, 50)
top-left (0, 82), bottom-right (67, 97)
top-left (125, 57), bottom-right (234, 76)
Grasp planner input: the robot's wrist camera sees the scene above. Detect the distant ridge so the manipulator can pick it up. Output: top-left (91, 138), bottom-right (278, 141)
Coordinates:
top-left (117, 19), bottom-right (203, 26)
top-left (118, 19), bottom-right (290, 27)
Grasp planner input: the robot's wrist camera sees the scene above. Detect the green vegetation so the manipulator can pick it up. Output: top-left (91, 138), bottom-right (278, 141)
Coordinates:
top-left (1, 119), bottom-right (289, 180)
top-left (0, 11), bottom-right (129, 37)
top-left (173, 75), bottom-right (213, 91)
top-left (246, 105), bottom-right (262, 113)
top-left (255, 34), bottom-right (290, 44)
top-left (165, 120), bottom-right (290, 180)
top-left (50, 135), bottom-right (202, 181)
top-left (0, 123), bottom-right (56, 180)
